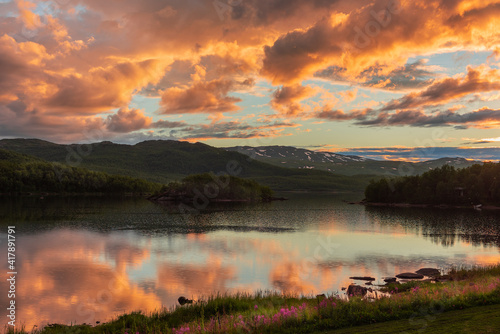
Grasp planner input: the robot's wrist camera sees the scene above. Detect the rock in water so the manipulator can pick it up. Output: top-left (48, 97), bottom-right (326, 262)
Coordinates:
top-left (349, 276), bottom-right (376, 281)
top-left (178, 296), bottom-right (193, 305)
top-left (395, 272), bottom-right (424, 279)
top-left (347, 284), bottom-right (368, 297)
top-left (384, 277), bottom-right (397, 283)
top-left (415, 268), bottom-right (441, 277)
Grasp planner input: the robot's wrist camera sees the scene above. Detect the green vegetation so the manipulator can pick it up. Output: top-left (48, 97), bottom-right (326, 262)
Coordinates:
top-left (7, 265), bottom-right (500, 334)
top-left (0, 149), bottom-right (162, 194)
top-left (152, 173), bottom-right (274, 202)
top-left (0, 139), bottom-right (375, 191)
top-left (365, 163), bottom-right (500, 205)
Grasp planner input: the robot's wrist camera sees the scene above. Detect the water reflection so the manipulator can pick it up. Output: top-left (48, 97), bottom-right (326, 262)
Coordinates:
top-left (0, 195), bottom-right (499, 328)
top-left (365, 206), bottom-right (500, 248)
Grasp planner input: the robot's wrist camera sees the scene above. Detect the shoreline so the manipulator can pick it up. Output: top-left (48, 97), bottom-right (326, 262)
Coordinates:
top-left (360, 201), bottom-right (500, 210)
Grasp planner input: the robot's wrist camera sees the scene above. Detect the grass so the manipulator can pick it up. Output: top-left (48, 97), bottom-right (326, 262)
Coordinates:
top-left (6, 265), bottom-right (500, 334)
top-left (325, 304), bottom-right (500, 333)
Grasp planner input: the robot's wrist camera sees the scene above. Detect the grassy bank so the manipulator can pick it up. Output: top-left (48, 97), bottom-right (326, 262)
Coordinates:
top-left (8, 265), bottom-right (500, 334)
top-left (326, 304), bottom-right (500, 333)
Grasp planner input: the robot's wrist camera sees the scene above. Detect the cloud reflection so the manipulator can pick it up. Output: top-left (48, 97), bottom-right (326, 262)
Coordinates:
top-left (2, 197), bottom-right (500, 329)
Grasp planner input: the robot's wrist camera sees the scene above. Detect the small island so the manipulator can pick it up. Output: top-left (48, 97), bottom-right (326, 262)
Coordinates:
top-left (149, 173), bottom-right (276, 203)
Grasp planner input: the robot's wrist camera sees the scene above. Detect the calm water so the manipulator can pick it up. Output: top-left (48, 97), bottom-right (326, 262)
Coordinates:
top-left (1, 194), bottom-right (500, 328)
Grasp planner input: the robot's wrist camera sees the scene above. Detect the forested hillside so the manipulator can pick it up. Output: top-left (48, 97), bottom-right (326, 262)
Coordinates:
top-left (365, 163), bottom-right (500, 205)
top-left (0, 149), bottom-right (161, 194)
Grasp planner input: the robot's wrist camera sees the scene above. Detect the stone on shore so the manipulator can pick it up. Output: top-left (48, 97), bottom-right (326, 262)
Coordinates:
top-left (347, 284), bottom-right (368, 297)
top-left (395, 272), bottom-right (424, 279)
top-left (178, 296), bottom-right (193, 305)
top-left (415, 268), bottom-right (441, 277)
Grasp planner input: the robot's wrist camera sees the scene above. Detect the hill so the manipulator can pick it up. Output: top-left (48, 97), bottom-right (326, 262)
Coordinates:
top-left (224, 146), bottom-right (480, 176)
top-left (0, 139), bottom-right (373, 192)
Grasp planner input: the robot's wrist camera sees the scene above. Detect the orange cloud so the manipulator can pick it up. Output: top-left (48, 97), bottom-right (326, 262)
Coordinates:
top-left (16, 0), bottom-right (40, 30)
top-left (381, 66), bottom-right (500, 111)
top-left (270, 84), bottom-right (318, 116)
top-left (105, 107), bottom-right (152, 133)
top-left (159, 79), bottom-right (243, 114)
top-left (261, 0), bottom-right (500, 84)
top-left (47, 59), bottom-right (165, 112)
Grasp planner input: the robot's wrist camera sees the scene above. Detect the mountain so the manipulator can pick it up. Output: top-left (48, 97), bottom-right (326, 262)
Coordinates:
top-left (224, 146), bottom-right (480, 176)
top-left (0, 139), bottom-right (374, 192)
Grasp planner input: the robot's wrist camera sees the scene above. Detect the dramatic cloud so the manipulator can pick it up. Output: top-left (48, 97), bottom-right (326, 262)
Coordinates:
top-left (262, 19), bottom-right (343, 84)
top-left (381, 67), bottom-right (500, 111)
top-left (317, 107), bottom-right (500, 129)
top-left (0, 0), bottom-right (499, 144)
top-left (47, 60), bottom-right (165, 112)
top-left (270, 84), bottom-right (318, 116)
top-left (105, 107), bottom-right (152, 133)
top-left (177, 120), bottom-right (299, 141)
top-left (315, 60), bottom-right (437, 91)
top-left (261, 0), bottom-right (500, 84)
top-left (316, 108), bottom-right (374, 121)
top-left (357, 108), bottom-right (500, 128)
top-left (159, 79), bottom-right (243, 114)
top-left (105, 108), bottom-right (188, 133)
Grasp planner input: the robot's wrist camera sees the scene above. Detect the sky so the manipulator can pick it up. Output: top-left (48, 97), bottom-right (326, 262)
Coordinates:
top-left (0, 0), bottom-right (499, 160)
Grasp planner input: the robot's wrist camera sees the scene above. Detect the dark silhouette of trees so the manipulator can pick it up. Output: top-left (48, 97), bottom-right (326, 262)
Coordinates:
top-left (0, 154), bottom-right (161, 194)
top-left (365, 163), bottom-right (500, 205)
top-left (154, 173), bottom-right (274, 202)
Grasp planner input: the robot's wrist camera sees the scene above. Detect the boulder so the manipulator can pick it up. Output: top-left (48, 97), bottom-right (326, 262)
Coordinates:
top-left (384, 277), bottom-right (397, 283)
top-left (347, 284), bottom-right (368, 297)
top-left (415, 268), bottom-right (441, 277)
top-left (395, 272), bottom-right (424, 279)
top-left (178, 296), bottom-right (193, 305)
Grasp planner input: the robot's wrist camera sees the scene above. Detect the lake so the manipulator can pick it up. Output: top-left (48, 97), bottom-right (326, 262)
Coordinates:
top-left (1, 194), bottom-right (499, 329)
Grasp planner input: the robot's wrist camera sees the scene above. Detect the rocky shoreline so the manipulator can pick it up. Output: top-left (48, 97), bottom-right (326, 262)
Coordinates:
top-left (344, 267), bottom-right (450, 299)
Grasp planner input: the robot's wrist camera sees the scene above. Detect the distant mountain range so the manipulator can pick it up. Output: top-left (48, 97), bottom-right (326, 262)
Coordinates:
top-left (0, 139), bottom-right (370, 191)
top-left (224, 146), bottom-right (480, 176)
top-left (0, 139), bottom-right (482, 192)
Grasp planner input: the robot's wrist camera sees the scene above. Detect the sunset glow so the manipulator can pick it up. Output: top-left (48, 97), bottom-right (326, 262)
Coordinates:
top-left (0, 0), bottom-right (499, 159)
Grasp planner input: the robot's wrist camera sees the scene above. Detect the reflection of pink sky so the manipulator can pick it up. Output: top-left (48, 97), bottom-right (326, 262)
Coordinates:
top-left (2, 226), bottom-right (500, 328)
top-left (0, 230), bottom-right (161, 329)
